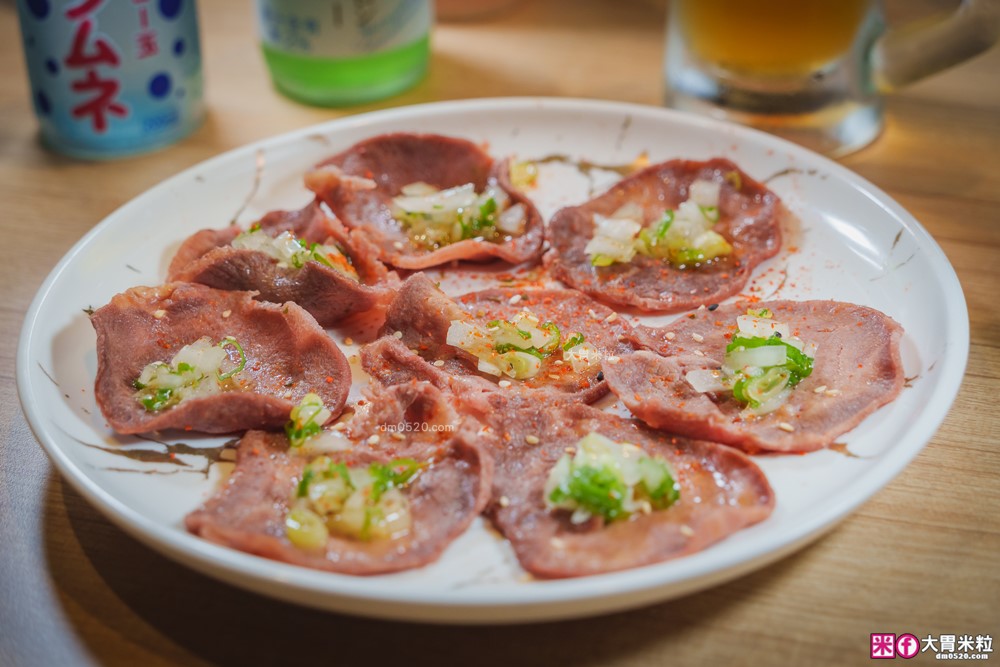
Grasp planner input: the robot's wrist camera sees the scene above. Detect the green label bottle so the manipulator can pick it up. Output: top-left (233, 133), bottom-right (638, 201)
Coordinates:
top-left (256, 0), bottom-right (432, 107)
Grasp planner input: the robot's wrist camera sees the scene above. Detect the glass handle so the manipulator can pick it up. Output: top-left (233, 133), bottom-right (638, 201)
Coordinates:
top-left (873, 0), bottom-right (1000, 91)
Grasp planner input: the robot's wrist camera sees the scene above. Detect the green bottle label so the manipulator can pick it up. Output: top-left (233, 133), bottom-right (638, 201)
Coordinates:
top-left (257, 0), bottom-right (432, 59)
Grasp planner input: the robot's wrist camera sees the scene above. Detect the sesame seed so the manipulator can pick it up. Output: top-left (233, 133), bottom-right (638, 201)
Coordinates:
top-left (548, 374), bottom-right (559, 380)
top-left (692, 333), bottom-right (705, 342)
top-left (153, 309), bottom-right (166, 319)
top-left (639, 500), bottom-right (653, 514)
top-left (332, 422), bottom-right (347, 431)
top-left (680, 525), bottom-right (695, 537)
top-left (825, 389), bottom-right (842, 397)
top-left (708, 304), bottom-right (719, 311)
top-left (498, 496), bottom-right (510, 508)
top-left (367, 434), bottom-right (380, 445)
top-left (498, 380), bottom-right (512, 388)
top-left (694, 350), bottom-right (705, 357)
top-left (393, 241), bottom-right (404, 250)
top-left (344, 337), bottom-right (354, 346)
top-left (605, 312), bottom-right (618, 323)
top-left (222, 310), bottom-right (232, 318)
top-left (665, 332), bottom-right (676, 340)
top-left (777, 422), bottom-right (795, 433)
top-left (393, 331), bottom-right (403, 339)
top-left (607, 355), bottom-right (621, 364)
top-left (564, 447), bottom-right (576, 455)
top-left (525, 435), bottom-right (540, 444)
top-left (283, 390), bottom-right (293, 399)
top-left (698, 304), bottom-right (706, 311)
top-left (553, 359), bottom-right (563, 365)
top-left (813, 385), bottom-right (828, 394)
top-left (433, 359), bottom-right (445, 367)
top-left (390, 431), bottom-right (406, 441)
top-left (508, 294), bottom-right (522, 305)
top-left (550, 537), bottom-right (566, 549)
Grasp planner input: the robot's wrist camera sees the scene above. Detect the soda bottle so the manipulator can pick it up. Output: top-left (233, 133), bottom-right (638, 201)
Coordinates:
top-left (255, 0), bottom-right (432, 107)
top-left (16, 0), bottom-right (204, 159)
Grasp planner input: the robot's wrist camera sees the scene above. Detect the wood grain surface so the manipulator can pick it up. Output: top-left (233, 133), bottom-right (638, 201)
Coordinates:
top-left (1, 1), bottom-right (997, 665)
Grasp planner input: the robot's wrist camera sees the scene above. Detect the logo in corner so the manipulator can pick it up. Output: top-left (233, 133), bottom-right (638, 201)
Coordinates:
top-left (895, 634), bottom-right (920, 659)
top-left (871, 633), bottom-right (896, 659)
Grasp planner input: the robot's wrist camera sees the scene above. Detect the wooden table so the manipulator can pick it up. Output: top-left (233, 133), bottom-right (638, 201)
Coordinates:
top-left (1, 1), bottom-right (997, 665)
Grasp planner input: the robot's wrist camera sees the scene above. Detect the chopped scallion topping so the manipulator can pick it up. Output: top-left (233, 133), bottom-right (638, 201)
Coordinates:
top-left (586, 181), bottom-right (732, 268)
top-left (217, 337), bottom-right (247, 380)
top-left (133, 336), bottom-right (247, 412)
top-left (287, 455), bottom-right (423, 545)
top-left (285, 393), bottom-right (332, 448)
top-left (544, 432), bottom-right (680, 524)
top-left (684, 311), bottom-right (817, 416)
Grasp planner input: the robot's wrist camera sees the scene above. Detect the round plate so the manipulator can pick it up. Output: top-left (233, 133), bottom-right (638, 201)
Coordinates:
top-left (16, 98), bottom-right (968, 623)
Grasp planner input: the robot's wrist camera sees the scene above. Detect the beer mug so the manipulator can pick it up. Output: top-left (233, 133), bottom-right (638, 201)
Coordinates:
top-left (665, 0), bottom-right (1000, 156)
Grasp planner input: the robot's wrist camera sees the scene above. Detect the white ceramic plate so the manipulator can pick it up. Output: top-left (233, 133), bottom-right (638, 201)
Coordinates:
top-left (17, 98), bottom-right (967, 624)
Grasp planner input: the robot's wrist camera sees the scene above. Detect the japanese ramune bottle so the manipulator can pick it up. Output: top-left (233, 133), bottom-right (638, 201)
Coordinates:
top-left (255, 0), bottom-right (432, 107)
top-left (16, 0), bottom-right (204, 159)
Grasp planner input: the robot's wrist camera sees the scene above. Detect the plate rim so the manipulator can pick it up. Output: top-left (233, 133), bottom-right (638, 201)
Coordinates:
top-left (16, 96), bottom-right (970, 622)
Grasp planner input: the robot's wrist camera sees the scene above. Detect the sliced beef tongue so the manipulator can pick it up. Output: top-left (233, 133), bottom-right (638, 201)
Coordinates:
top-left (305, 132), bottom-right (544, 269)
top-left (168, 201), bottom-right (342, 280)
top-left (605, 300), bottom-right (905, 453)
top-left (469, 394), bottom-right (773, 578)
top-left (92, 282), bottom-right (350, 435)
top-left (167, 201), bottom-right (396, 327)
top-left (544, 158), bottom-right (782, 312)
top-left (370, 273), bottom-right (654, 403)
top-left (185, 382), bottom-right (492, 575)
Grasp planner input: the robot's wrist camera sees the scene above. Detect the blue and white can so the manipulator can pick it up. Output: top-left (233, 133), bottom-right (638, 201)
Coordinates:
top-left (16, 0), bottom-right (204, 159)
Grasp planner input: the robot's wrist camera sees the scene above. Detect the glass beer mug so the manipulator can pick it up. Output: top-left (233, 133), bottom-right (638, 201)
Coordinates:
top-left (665, 0), bottom-right (1000, 156)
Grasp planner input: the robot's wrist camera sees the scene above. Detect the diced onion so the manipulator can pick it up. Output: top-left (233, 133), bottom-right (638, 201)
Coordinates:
top-left (610, 202), bottom-right (644, 222)
top-left (584, 235), bottom-right (637, 263)
top-left (564, 342), bottom-right (602, 373)
top-left (285, 507), bottom-right (328, 551)
top-left (688, 179), bottom-right (721, 208)
top-left (297, 430), bottom-right (353, 456)
top-left (685, 369), bottom-right (728, 393)
top-left (743, 387), bottom-right (793, 417)
top-left (400, 181), bottom-right (439, 196)
top-left (232, 229), bottom-right (355, 277)
top-left (134, 337), bottom-right (236, 411)
top-left (392, 183), bottom-right (476, 214)
top-left (544, 432), bottom-right (678, 523)
top-left (737, 315), bottom-right (791, 340)
top-left (593, 214), bottom-right (642, 241)
top-left (585, 214), bottom-right (642, 264)
top-left (477, 358), bottom-right (503, 377)
top-left (446, 320), bottom-right (483, 351)
top-left (496, 203), bottom-right (527, 234)
top-left (674, 200), bottom-right (711, 232)
top-left (725, 345), bottom-right (787, 370)
top-left (499, 351), bottom-right (542, 379)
